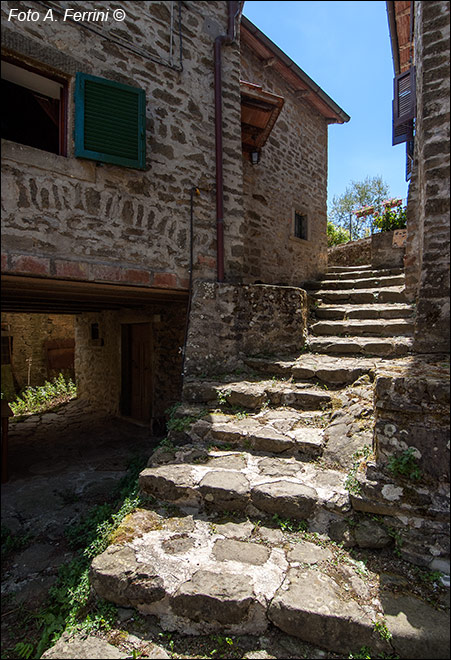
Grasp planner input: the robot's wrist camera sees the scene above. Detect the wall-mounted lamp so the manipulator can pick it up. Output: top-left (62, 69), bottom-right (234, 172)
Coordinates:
top-left (250, 149), bottom-right (260, 165)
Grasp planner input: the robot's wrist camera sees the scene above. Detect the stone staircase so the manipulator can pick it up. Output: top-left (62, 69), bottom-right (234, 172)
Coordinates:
top-left (89, 265), bottom-right (449, 658)
top-left (305, 265), bottom-right (414, 358)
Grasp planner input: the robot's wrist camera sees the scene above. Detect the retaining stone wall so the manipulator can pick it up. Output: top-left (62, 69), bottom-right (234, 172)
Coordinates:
top-left (374, 372), bottom-right (450, 483)
top-left (371, 231), bottom-right (405, 269)
top-left (2, 313), bottom-right (74, 388)
top-left (241, 42), bottom-right (328, 285)
top-left (327, 238), bottom-right (371, 267)
top-left (183, 281), bottom-right (308, 378)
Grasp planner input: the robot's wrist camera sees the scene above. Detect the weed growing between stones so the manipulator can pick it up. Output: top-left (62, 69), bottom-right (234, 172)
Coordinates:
top-left (1, 526), bottom-right (33, 560)
top-left (345, 445), bottom-right (373, 494)
top-left (272, 513), bottom-right (308, 533)
top-left (165, 402), bottom-right (203, 433)
top-left (373, 620), bottom-right (393, 641)
top-left (217, 388), bottom-right (232, 406)
top-left (387, 447), bottom-right (421, 481)
top-left (233, 408), bottom-right (249, 420)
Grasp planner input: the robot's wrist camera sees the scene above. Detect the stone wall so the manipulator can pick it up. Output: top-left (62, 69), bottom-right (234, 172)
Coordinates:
top-left (183, 281), bottom-right (308, 378)
top-left (404, 1), bottom-right (450, 352)
top-left (2, 313), bottom-right (74, 388)
top-left (327, 238), bottom-right (371, 267)
top-left (240, 42), bottom-right (328, 285)
top-left (362, 360), bottom-right (450, 570)
top-left (374, 371), bottom-right (450, 483)
top-left (1, 1), bottom-right (244, 287)
top-left (74, 303), bottom-right (186, 421)
top-left (371, 231), bottom-right (405, 269)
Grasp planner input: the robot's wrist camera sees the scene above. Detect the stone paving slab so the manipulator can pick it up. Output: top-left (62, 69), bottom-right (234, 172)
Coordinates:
top-left (324, 267), bottom-right (404, 280)
top-left (245, 355), bottom-right (378, 385)
top-left (89, 513), bottom-right (450, 657)
top-left (314, 303), bottom-right (413, 320)
top-left (310, 319), bottom-right (414, 337)
top-left (309, 286), bottom-right (407, 305)
top-left (327, 265), bottom-right (374, 270)
top-left (308, 336), bottom-right (412, 358)
top-left (166, 408), bottom-right (327, 460)
top-left (41, 634), bottom-right (129, 658)
top-left (139, 450), bottom-right (350, 524)
top-left (305, 274), bottom-right (405, 290)
top-left (182, 379), bottom-right (331, 411)
top-left (268, 567), bottom-right (391, 656)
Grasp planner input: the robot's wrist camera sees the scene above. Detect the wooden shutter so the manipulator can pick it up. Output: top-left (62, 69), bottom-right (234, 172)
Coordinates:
top-left (392, 101), bottom-right (414, 145)
top-left (392, 67), bottom-right (416, 146)
top-left (75, 73), bottom-right (145, 169)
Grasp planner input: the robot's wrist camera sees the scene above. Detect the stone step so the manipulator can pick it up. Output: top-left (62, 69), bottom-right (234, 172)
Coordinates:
top-left (325, 267), bottom-right (404, 280)
top-left (304, 274), bottom-right (405, 291)
top-left (90, 512), bottom-right (450, 657)
top-left (182, 379), bottom-right (332, 411)
top-left (310, 319), bottom-right (414, 337)
top-left (314, 303), bottom-right (414, 321)
top-left (327, 264), bottom-right (373, 272)
top-left (308, 336), bottom-right (413, 357)
top-left (245, 354), bottom-right (377, 385)
top-left (161, 410), bottom-right (325, 459)
top-left (139, 450), bottom-right (350, 524)
top-left (309, 286), bottom-right (407, 305)
top-left (303, 275), bottom-right (405, 291)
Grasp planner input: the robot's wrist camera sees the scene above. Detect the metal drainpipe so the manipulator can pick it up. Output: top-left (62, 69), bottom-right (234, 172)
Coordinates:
top-left (214, 1), bottom-right (242, 283)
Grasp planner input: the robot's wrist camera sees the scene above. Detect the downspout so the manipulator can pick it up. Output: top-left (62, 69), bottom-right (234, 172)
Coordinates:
top-left (214, 1), bottom-right (242, 283)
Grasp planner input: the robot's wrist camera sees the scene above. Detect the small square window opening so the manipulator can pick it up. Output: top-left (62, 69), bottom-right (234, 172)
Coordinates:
top-left (294, 212), bottom-right (308, 240)
top-left (1, 59), bottom-right (67, 156)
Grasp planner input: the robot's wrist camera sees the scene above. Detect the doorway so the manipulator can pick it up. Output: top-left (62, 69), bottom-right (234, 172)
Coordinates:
top-left (121, 323), bottom-right (153, 423)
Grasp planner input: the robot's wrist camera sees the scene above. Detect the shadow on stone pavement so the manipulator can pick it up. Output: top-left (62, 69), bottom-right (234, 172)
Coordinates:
top-left (1, 398), bottom-right (158, 606)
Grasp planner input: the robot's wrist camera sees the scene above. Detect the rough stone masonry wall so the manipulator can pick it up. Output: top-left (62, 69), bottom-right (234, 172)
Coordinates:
top-left (240, 42), bottom-right (328, 286)
top-left (404, 1), bottom-right (450, 352)
top-left (74, 303), bottom-right (186, 418)
top-left (371, 362), bottom-right (450, 570)
top-left (370, 231), bottom-right (405, 269)
top-left (374, 371), bottom-right (450, 484)
top-left (2, 313), bottom-right (74, 388)
top-left (1, 1), bottom-right (245, 288)
top-left (183, 281), bottom-right (307, 378)
top-left (327, 238), bottom-right (372, 267)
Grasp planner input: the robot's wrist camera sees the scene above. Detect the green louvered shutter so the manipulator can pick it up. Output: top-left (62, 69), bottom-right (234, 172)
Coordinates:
top-left (75, 73), bottom-right (145, 169)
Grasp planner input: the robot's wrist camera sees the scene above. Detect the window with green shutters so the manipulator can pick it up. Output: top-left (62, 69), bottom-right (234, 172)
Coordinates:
top-left (75, 73), bottom-right (146, 169)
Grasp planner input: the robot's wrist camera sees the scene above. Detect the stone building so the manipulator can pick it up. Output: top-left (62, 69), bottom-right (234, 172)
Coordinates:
top-left (1, 313), bottom-right (74, 391)
top-left (1, 1), bottom-right (348, 426)
top-left (387, 0), bottom-right (450, 353)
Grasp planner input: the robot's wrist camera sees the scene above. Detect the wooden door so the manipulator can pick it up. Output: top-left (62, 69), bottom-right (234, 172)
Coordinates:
top-left (121, 323), bottom-right (153, 422)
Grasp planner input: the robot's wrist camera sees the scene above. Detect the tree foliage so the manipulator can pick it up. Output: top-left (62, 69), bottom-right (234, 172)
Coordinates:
top-left (327, 221), bottom-right (350, 247)
top-left (329, 176), bottom-right (390, 240)
top-left (373, 205), bottom-right (407, 233)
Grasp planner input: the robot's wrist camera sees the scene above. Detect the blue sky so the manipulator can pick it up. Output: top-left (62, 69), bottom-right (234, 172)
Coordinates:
top-left (243, 1), bottom-right (409, 210)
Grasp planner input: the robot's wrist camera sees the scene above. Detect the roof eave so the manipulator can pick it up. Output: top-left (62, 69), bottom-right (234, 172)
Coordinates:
top-left (386, 1), bottom-right (401, 75)
top-left (241, 15), bottom-right (350, 124)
